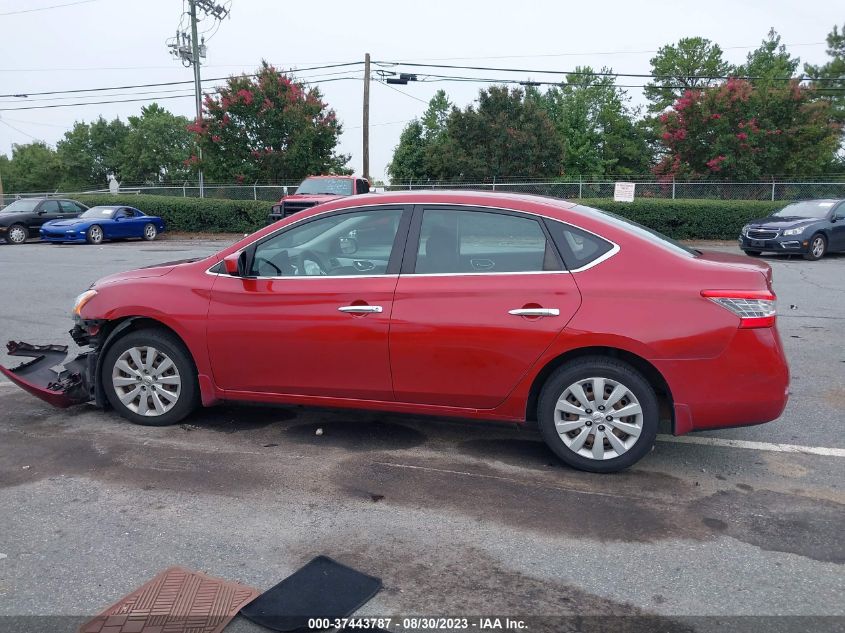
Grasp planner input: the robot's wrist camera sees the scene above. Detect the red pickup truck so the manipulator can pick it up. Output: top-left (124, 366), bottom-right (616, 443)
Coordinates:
top-left (267, 175), bottom-right (371, 224)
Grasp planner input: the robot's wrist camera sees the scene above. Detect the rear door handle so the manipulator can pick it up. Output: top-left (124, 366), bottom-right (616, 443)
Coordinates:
top-left (338, 305), bottom-right (383, 314)
top-left (508, 308), bottom-right (560, 317)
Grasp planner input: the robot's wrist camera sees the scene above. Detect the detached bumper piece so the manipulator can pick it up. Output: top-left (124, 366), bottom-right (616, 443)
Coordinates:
top-left (0, 341), bottom-right (93, 407)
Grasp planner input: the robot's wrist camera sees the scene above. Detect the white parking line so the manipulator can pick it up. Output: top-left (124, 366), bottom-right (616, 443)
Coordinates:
top-left (657, 434), bottom-right (845, 457)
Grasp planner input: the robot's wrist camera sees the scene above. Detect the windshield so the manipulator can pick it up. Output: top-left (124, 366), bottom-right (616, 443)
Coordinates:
top-left (295, 177), bottom-right (353, 196)
top-left (575, 204), bottom-right (699, 257)
top-left (80, 206), bottom-right (117, 218)
top-left (1, 199), bottom-right (40, 214)
top-left (773, 201), bottom-right (836, 219)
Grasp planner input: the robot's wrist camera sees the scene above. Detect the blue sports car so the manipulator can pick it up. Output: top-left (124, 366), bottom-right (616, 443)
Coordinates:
top-left (40, 205), bottom-right (166, 244)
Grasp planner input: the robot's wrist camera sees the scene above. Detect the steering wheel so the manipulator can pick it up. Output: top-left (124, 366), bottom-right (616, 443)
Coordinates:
top-left (294, 249), bottom-right (327, 276)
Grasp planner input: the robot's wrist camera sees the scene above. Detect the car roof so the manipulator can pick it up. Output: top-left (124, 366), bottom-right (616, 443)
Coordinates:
top-left (315, 189), bottom-right (579, 212)
top-left (303, 175), bottom-right (359, 180)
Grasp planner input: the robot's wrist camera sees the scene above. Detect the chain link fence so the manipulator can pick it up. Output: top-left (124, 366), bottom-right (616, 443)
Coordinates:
top-left (4, 177), bottom-right (845, 207)
top-left (384, 178), bottom-right (845, 201)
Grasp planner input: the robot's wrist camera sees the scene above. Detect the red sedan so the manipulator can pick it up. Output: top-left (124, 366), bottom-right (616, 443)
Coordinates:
top-left (1, 192), bottom-right (789, 472)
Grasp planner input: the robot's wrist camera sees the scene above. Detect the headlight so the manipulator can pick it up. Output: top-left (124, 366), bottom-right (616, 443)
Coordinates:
top-left (72, 289), bottom-right (97, 317)
top-left (783, 227), bottom-right (805, 236)
top-left (741, 224), bottom-right (751, 235)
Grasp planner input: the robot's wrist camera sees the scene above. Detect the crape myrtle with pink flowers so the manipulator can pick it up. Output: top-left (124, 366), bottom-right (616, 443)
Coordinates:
top-left (186, 60), bottom-right (351, 183)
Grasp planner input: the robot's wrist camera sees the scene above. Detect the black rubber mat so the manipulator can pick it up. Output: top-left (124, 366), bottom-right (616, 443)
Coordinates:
top-left (240, 556), bottom-right (382, 632)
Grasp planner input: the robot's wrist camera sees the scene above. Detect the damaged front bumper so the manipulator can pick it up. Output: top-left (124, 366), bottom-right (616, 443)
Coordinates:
top-left (0, 340), bottom-right (95, 408)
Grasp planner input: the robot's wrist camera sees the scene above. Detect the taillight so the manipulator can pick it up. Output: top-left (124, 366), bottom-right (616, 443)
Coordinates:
top-left (701, 290), bottom-right (777, 329)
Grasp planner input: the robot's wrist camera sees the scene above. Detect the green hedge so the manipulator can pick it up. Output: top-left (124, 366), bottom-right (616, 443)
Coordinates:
top-left (579, 199), bottom-right (783, 240)
top-left (75, 194), bottom-right (272, 233)
top-left (74, 194), bottom-right (783, 240)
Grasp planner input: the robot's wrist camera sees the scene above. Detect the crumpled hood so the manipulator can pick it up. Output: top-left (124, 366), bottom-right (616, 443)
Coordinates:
top-left (747, 216), bottom-right (819, 230)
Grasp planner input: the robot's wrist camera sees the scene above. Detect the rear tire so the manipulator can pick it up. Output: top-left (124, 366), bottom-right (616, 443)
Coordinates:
top-left (142, 223), bottom-right (157, 241)
top-left (537, 356), bottom-right (659, 473)
top-left (5, 224), bottom-right (27, 244)
top-left (804, 233), bottom-right (826, 261)
top-left (101, 328), bottom-right (199, 426)
top-left (86, 224), bottom-right (104, 245)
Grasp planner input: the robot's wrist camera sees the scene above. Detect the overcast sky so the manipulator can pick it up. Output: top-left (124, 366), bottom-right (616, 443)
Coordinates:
top-left (0, 0), bottom-right (839, 184)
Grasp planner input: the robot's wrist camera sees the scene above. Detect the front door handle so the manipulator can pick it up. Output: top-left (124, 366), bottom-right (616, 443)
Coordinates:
top-left (508, 308), bottom-right (560, 317)
top-left (338, 305), bottom-right (383, 314)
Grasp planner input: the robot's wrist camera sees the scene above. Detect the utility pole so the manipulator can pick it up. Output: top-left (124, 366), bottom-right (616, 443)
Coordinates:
top-left (168, 0), bottom-right (230, 198)
top-left (363, 52), bottom-right (371, 182)
top-left (189, 0), bottom-right (204, 198)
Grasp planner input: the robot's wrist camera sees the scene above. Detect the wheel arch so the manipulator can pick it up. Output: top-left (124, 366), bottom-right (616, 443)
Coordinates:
top-left (93, 316), bottom-right (203, 407)
top-left (525, 346), bottom-right (675, 431)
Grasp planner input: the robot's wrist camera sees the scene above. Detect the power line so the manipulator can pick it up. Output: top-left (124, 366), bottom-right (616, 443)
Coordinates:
top-left (0, 61), bottom-right (364, 98)
top-left (0, 119), bottom-right (41, 141)
top-left (0, 77), bottom-right (361, 111)
top-left (374, 60), bottom-right (842, 83)
top-left (376, 79), bottom-right (429, 104)
top-left (0, 0), bottom-right (99, 16)
top-left (0, 69), bottom-right (364, 105)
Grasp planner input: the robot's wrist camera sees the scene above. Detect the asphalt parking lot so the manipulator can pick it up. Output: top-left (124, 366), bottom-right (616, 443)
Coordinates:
top-left (0, 238), bottom-right (843, 632)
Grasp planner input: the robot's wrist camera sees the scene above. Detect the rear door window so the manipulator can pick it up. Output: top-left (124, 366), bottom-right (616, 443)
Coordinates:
top-left (413, 208), bottom-right (561, 274)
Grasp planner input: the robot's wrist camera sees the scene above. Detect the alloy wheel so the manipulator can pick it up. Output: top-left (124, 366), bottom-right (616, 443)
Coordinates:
top-left (8, 226), bottom-right (26, 244)
top-left (811, 236), bottom-right (825, 259)
top-left (144, 224), bottom-right (157, 240)
top-left (554, 376), bottom-right (644, 460)
top-left (111, 345), bottom-right (182, 416)
top-left (88, 226), bottom-right (103, 244)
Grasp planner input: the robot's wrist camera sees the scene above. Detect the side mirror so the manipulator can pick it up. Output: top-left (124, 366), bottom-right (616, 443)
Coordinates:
top-left (36, 210), bottom-right (47, 215)
top-left (223, 252), bottom-right (241, 275)
top-left (339, 236), bottom-right (358, 255)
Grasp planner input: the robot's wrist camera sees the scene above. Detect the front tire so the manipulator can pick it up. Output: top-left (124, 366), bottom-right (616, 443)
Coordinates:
top-left (6, 224), bottom-right (27, 244)
top-left (101, 328), bottom-right (199, 426)
top-left (804, 233), bottom-right (826, 261)
top-left (537, 357), bottom-right (659, 473)
top-left (142, 223), bottom-right (158, 241)
top-left (744, 250), bottom-right (762, 257)
top-left (86, 224), bottom-right (104, 245)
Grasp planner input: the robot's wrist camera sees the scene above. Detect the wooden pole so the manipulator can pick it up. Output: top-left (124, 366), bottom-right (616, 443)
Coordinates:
top-left (363, 53), bottom-right (371, 181)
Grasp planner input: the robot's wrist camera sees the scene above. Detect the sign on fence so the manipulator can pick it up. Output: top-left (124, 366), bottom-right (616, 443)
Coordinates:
top-left (614, 182), bottom-right (636, 202)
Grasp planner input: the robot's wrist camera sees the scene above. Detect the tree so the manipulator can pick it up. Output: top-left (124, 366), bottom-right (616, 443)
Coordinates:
top-left (805, 23), bottom-right (845, 159)
top-left (737, 28), bottom-right (800, 85)
top-left (1, 142), bottom-right (62, 192)
top-left (534, 67), bottom-right (652, 175)
top-left (56, 117), bottom-right (128, 189)
top-left (191, 61), bottom-right (349, 182)
top-left (644, 37), bottom-right (733, 112)
top-left (388, 90), bottom-right (453, 182)
top-left (119, 104), bottom-right (193, 183)
top-left (420, 89), bottom-right (452, 139)
top-left (653, 79), bottom-right (840, 179)
top-left (428, 86), bottom-right (564, 180)
top-left (387, 120), bottom-right (427, 181)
